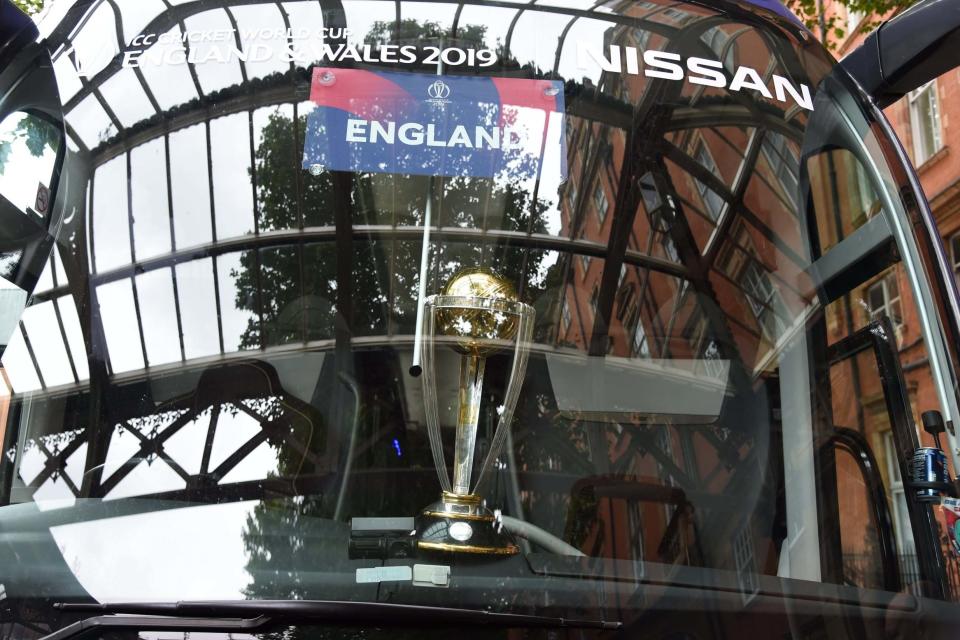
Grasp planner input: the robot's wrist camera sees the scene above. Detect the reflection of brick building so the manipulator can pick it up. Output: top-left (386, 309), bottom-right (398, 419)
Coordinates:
top-left (802, 2), bottom-right (960, 586)
top-left (551, 0), bottom-right (960, 597)
top-left (552, 2), bottom-right (809, 576)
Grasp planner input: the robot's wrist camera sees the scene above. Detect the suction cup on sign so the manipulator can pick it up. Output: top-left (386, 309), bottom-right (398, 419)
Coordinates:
top-left (317, 70), bottom-right (336, 86)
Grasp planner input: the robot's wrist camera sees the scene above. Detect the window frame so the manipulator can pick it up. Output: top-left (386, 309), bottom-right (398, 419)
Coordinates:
top-left (700, 338), bottom-right (725, 378)
top-left (593, 183), bottom-right (609, 227)
top-left (760, 130), bottom-right (800, 208)
top-left (566, 181), bottom-right (578, 211)
top-left (908, 80), bottom-right (942, 166)
top-left (846, 7), bottom-right (864, 36)
top-left (949, 232), bottom-right (960, 290)
top-left (883, 431), bottom-right (916, 557)
top-left (739, 259), bottom-right (787, 341)
top-left (699, 25), bottom-right (736, 71)
top-left (693, 140), bottom-right (724, 222)
top-left (864, 272), bottom-right (904, 332)
top-left (632, 310), bottom-right (649, 357)
top-left (733, 524), bottom-right (759, 604)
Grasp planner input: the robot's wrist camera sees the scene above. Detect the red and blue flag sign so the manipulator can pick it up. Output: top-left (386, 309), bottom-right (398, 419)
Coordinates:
top-left (302, 67), bottom-right (566, 181)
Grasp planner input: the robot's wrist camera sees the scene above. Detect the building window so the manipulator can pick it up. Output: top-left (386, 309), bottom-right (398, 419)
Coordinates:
top-left (733, 525), bottom-right (759, 603)
top-left (624, 299), bottom-right (639, 335)
top-left (565, 118), bottom-right (579, 151)
top-left (883, 432), bottom-right (916, 554)
top-left (693, 141), bottom-right (724, 221)
top-left (639, 171), bottom-right (662, 214)
top-left (740, 261), bottom-right (786, 340)
top-left (700, 25), bottom-right (735, 70)
top-left (601, 143), bottom-right (615, 177)
top-left (589, 285), bottom-right (600, 317)
top-left (661, 7), bottom-right (692, 24)
top-left (632, 314), bottom-right (650, 357)
top-left (656, 221), bottom-right (685, 299)
top-left (950, 232), bottom-right (960, 289)
top-left (593, 184), bottom-right (609, 226)
top-left (579, 253), bottom-right (591, 279)
top-left (846, 8), bottom-right (864, 35)
top-left (909, 80), bottom-right (942, 165)
top-left (654, 425), bottom-right (675, 486)
top-left (617, 284), bottom-right (636, 322)
top-left (761, 131), bottom-right (800, 207)
top-left (632, 28), bottom-right (652, 50)
top-left (567, 182), bottom-right (578, 211)
top-left (851, 160), bottom-right (881, 223)
top-left (626, 501), bottom-right (646, 563)
top-left (562, 297), bottom-right (571, 331)
top-left (660, 231), bottom-right (679, 263)
top-left (865, 272), bottom-right (903, 331)
top-left (700, 338), bottom-right (725, 378)
top-left (615, 264), bottom-right (634, 319)
top-left (883, 430), bottom-right (919, 584)
top-left (689, 315), bottom-right (722, 375)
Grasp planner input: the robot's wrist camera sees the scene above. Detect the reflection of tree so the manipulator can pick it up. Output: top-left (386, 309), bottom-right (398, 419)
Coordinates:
top-left (231, 112), bottom-right (336, 349)
top-left (232, 117), bottom-right (552, 347)
top-left (512, 366), bottom-right (596, 544)
top-left (242, 495), bottom-right (327, 600)
top-left (11, 0), bottom-right (44, 15)
top-left (367, 19), bottom-right (487, 49)
top-left (786, 0), bottom-right (916, 50)
top-left (0, 114), bottom-right (59, 174)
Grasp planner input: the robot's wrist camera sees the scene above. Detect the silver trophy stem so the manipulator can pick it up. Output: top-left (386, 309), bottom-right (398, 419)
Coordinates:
top-left (451, 353), bottom-right (486, 495)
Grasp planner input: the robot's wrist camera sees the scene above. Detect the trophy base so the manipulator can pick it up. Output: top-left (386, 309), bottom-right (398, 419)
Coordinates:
top-left (416, 492), bottom-right (519, 555)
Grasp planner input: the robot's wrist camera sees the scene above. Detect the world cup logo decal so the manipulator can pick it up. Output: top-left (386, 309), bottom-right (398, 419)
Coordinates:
top-left (426, 80), bottom-right (451, 105)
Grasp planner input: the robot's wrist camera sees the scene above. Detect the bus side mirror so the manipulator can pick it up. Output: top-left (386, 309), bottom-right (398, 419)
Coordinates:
top-left (840, 0), bottom-right (960, 109)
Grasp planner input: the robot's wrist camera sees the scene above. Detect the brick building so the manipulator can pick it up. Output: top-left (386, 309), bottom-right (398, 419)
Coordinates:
top-left (820, 2), bottom-right (960, 279)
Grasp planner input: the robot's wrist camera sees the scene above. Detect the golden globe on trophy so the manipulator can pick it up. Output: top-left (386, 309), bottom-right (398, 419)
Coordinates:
top-left (417, 268), bottom-right (534, 554)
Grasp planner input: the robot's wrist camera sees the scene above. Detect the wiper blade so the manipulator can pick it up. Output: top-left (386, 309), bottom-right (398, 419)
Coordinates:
top-left (46, 600), bottom-right (621, 640)
top-left (43, 613), bottom-right (273, 640)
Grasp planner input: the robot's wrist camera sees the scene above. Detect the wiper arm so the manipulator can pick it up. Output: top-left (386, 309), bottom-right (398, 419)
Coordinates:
top-left (46, 600), bottom-right (621, 640)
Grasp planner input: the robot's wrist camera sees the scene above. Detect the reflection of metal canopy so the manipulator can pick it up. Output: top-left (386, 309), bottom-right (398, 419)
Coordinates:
top-left (95, 361), bottom-right (325, 499)
top-left (7, 0), bottom-right (808, 523)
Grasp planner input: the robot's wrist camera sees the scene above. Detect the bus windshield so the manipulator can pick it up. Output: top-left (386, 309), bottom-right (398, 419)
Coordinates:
top-left (2, 0), bottom-right (960, 638)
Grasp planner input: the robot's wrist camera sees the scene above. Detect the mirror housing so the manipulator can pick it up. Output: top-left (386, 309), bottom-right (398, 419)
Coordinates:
top-left (840, 0), bottom-right (960, 109)
top-left (0, 1), bottom-right (36, 73)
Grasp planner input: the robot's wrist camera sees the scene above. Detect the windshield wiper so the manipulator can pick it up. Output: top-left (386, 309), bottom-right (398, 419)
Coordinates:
top-left (46, 600), bottom-right (621, 640)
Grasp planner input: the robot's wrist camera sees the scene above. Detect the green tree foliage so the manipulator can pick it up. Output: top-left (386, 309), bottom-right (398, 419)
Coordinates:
top-left (783, 0), bottom-right (918, 46)
top-left (367, 18), bottom-right (487, 49)
top-left (0, 113), bottom-right (59, 174)
top-left (11, 0), bottom-right (43, 15)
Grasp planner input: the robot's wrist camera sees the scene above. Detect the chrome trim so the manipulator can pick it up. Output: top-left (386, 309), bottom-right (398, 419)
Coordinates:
top-left (418, 541), bottom-right (519, 555)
